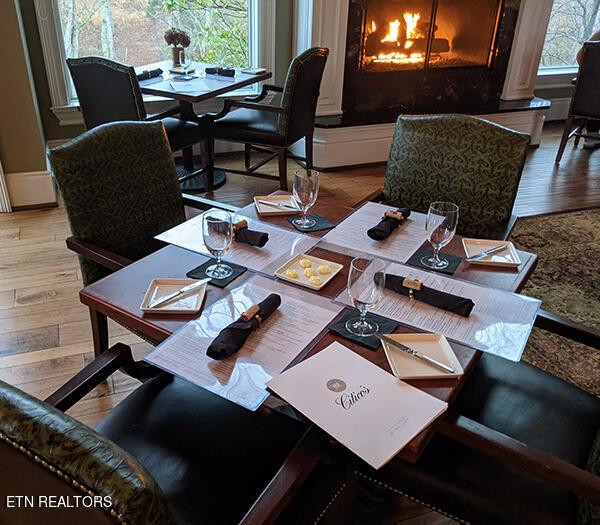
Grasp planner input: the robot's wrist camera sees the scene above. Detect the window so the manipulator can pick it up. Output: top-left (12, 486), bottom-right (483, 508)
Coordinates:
top-left (540, 0), bottom-right (600, 70)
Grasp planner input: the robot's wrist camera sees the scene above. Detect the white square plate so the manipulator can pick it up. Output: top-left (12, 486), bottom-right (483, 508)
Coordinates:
top-left (253, 194), bottom-right (301, 216)
top-left (274, 254), bottom-right (343, 291)
top-left (141, 278), bottom-right (207, 314)
top-left (461, 238), bottom-right (521, 268)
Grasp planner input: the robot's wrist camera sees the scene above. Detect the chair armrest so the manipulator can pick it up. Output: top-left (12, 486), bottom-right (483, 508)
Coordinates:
top-left (240, 426), bottom-right (325, 525)
top-left (181, 193), bottom-right (240, 213)
top-left (245, 84), bottom-right (284, 102)
top-left (146, 106), bottom-right (180, 120)
top-left (535, 309), bottom-right (600, 350)
top-left (66, 237), bottom-right (132, 271)
top-left (212, 99), bottom-right (288, 120)
top-left (439, 412), bottom-right (600, 506)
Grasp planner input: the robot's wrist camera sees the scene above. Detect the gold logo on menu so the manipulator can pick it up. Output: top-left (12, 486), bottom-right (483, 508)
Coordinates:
top-left (326, 379), bottom-right (347, 392)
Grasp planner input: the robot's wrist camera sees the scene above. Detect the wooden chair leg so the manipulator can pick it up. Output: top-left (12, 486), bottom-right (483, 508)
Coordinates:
top-left (574, 119), bottom-right (585, 147)
top-left (182, 146), bottom-right (194, 171)
top-left (205, 137), bottom-right (215, 193)
top-left (305, 132), bottom-right (314, 170)
top-left (278, 149), bottom-right (288, 191)
top-left (90, 309), bottom-right (109, 358)
top-left (244, 144), bottom-right (252, 169)
top-left (555, 116), bottom-right (575, 164)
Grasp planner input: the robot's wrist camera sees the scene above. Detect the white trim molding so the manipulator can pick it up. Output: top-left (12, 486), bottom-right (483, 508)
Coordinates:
top-left (0, 160), bottom-right (12, 213)
top-left (4, 170), bottom-right (57, 208)
top-left (34, 0), bottom-right (277, 127)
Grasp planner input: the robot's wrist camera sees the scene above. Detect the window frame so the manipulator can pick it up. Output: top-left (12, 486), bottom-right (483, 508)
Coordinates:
top-left (34, 0), bottom-right (276, 126)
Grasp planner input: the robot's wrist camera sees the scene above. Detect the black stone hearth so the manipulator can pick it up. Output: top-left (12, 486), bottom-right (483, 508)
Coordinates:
top-left (342, 0), bottom-right (522, 122)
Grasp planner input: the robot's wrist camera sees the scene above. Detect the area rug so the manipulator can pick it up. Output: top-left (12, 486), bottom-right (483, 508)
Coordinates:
top-left (510, 208), bottom-right (600, 396)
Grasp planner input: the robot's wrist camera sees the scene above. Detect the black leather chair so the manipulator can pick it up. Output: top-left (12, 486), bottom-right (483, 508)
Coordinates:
top-left (0, 343), bottom-right (347, 525)
top-left (208, 47), bottom-right (329, 191)
top-left (66, 56), bottom-right (210, 179)
top-left (556, 41), bottom-right (600, 164)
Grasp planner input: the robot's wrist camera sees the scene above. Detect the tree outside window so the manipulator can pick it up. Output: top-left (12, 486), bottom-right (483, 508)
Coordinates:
top-left (57, 0), bottom-right (250, 68)
top-left (540, 0), bottom-right (600, 69)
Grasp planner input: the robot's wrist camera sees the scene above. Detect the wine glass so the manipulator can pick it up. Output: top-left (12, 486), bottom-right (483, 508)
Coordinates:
top-left (202, 210), bottom-right (234, 279)
top-left (179, 48), bottom-right (194, 80)
top-left (421, 202), bottom-right (459, 270)
top-left (346, 257), bottom-right (386, 337)
top-left (291, 169), bottom-right (320, 229)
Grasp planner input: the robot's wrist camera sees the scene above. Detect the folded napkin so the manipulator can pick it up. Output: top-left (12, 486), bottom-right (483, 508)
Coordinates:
top-left (367, 208), bottom-right (411, 241)
top-left (137, 68), bottom-right (163, 81)
top-left (206, 294), bottom-right (281, 360)
top-left (380, 273), bottom-right (475, 317)
top-left (233, 220), bottom-right (269, 247)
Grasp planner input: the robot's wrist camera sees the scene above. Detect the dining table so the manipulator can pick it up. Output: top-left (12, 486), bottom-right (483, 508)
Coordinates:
top-left (78, 191), bottom-right (538, 466)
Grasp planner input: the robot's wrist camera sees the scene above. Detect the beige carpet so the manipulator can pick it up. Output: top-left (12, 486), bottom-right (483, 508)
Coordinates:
top-left (510, 209), bottom-right (600, 396)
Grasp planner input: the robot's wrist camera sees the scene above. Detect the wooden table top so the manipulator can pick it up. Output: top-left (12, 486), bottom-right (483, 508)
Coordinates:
top-left (137, 60), bottom-right (271, 104)
top-left (80, 196), bottom-right (538, 464)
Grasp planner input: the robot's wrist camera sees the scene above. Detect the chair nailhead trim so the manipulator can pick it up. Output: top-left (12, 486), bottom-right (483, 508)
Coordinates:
top-left (0, 431), bottom-right (128, 525)
top-left (354, 470), bottom-right (469, 524)
top-left (314, 482), bottom-right (347, 524)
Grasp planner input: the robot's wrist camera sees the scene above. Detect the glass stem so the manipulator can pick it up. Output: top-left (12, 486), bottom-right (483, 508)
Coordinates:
top-left (359, 309), bottom-right (367, 329)
top-left (215, 253), bottom-right (222, 270)
top-left (432, 247), bottom-right (441, 264)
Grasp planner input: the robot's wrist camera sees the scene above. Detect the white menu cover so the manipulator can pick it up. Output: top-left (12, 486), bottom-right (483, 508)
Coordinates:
top-left (267, 342), bottom-right (448, 469)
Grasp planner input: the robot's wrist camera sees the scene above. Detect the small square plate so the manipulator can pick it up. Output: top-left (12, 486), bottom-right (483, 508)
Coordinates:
top-left (254, 194), bottom-right (301, 216)
top-left (461, 239), bottom-right (521, 268)
top-left (274, 254), bottom-right (343, 291)
top-left (141, 278), bottom-right (207, 314)
top-left (381, 333), bottom-right (463, 380)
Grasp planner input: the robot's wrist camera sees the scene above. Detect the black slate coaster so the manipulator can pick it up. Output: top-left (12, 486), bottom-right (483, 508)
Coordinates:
top-left (186, 259), bottom-right (246, 288)
top-left (287, 214), bottom-right (335, 233)
top-left (406, 245), bottom-right (462, 276)
top-left (329, 308), bottom-right (399, 351)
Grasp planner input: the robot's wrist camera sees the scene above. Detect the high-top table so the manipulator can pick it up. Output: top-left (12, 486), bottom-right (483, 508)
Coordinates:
top-left (79, 193), bottom-right (537, 463)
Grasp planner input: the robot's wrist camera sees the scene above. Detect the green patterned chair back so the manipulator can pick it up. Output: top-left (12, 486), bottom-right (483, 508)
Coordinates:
top-left (383, 114), bottom-right (530, 238)
top-left (48, 121), bottom-right (185, 285)
top-left (279, 47), bottom-right (329, 142)
top-left (0, 379), bottom-right (176, 525)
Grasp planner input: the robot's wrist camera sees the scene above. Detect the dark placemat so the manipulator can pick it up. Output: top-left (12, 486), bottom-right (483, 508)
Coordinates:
top-left (406, 245), bottom-right (462, 276)
top-left (329, 308), bottom-right (399, 351)
top-left (186, 259), bottom-right (246, 288)
top-left (287, 214), bottom-right (334, 233)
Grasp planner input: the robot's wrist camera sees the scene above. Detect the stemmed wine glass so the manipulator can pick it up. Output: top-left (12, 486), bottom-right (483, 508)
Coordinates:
top-left (202, 210), bottom-right (234, 279)
top-left (292, 169), bottom-right (320, 229)
top-left (178, 48), bottom-right (194, 80)
top-left (421, 202), bottom-right (459, 270)
top-left (346, 257), bottom-right (386, 337)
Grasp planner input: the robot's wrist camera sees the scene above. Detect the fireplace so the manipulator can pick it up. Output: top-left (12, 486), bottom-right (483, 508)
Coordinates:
top-left (343, 0), bottom-right (521, 121)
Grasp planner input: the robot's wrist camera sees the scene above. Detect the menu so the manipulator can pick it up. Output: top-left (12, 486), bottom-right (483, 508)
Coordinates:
top-left (145, 276), bottom-right (343, 410)
top-left (267, 342), bottom-right (448, 469)
top-left (155, 211), bottom-right (318, 273)
top-left (336, 262), bottom-right (541, 361)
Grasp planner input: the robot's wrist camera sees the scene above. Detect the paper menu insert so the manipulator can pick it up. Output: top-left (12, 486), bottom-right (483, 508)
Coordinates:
top-left (267, 342), bottom-right (447, 469)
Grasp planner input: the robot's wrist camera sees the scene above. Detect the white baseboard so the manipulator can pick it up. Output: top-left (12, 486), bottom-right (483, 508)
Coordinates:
top-left (4, 170), bottom-right (57, 208)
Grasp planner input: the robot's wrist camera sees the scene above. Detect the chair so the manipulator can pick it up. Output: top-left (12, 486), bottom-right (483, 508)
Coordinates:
top-left (208, 47), bottom-right (329, 191)
top-left (0, 343), bottom-right (346, 525)
top-left (66, 56), bottom-right (210, 179)
top-left (350, 312), bottom-right (600, 524)
top-left (556, 41), bottom-right (600, 164)
top-left (376, 114), bottom-right (530, 239)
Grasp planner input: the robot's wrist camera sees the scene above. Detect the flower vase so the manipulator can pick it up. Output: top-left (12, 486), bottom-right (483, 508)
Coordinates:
top-left (171, 46), bottom-right (183, 68)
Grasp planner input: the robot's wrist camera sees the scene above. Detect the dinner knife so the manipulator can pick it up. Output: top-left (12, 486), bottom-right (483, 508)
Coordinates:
top-left (465, 244), bottom-right (506, 262)
top-left (375, 333), bottom-right (456, 374)
top-left (256, 199), bottom-right (300, 212)
top-left (149, 279), bottom-right (210, 309)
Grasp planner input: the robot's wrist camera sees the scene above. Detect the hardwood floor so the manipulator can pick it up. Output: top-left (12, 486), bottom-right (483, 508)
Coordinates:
top-left (0, 121), bottom-right (598, 523)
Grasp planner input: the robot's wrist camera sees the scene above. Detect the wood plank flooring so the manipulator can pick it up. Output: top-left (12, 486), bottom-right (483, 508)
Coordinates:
top-left (1, 121), bottom-right (599, 523)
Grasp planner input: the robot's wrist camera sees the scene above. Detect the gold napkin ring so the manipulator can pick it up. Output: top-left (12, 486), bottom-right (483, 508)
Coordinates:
top-left (255, 314), bottom-right (263, 325)
top-left (402, 278), bottom-right (422, 300)
top-left (234, 219), bottom-right (248, 231)
top-left (383, 210), bottom-right (405, 221)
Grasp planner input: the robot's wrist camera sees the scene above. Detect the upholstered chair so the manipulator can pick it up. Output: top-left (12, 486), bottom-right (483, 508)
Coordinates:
top-left (208, 47), bottom-right (329, 190)
top-left (0, 343), bottom-right (345, 525)
top-left (382, 114), bottom-right (530, 239)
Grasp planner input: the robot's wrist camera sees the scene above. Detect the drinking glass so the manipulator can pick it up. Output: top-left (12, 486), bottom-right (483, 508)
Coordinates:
top-left (421, 202), bottom-right (459, 270)
top-left (202, 210), bottom-right (234, 279)
top-left (346, 257), bottom-right (386, 337)
top-left (178, 48), bottom-right (194, 80)
top-left (291, 169), bottom-right (320, 229)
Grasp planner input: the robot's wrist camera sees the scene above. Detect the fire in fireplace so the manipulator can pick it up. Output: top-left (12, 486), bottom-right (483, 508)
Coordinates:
top-left (361, 0), bottom-right (503, 72)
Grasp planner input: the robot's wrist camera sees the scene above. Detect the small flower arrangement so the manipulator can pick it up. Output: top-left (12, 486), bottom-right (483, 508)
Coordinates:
top-left (164, 28), bottom-right (191, 48)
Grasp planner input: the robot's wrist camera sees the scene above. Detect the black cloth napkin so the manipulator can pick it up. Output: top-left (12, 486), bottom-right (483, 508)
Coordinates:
top-left (367, 208), bottom-right (411, 241)
top-left (187, 259), bottom-right (246, 288)
top-left (287, 214), bottom-right (335, 233)
top-left (381, 273), bottom-right (475, 317)
top-left (406, 245), bottom-right (462, 276)
top-left (234, 226), bottom-right (269, 247)
top-left (329, 308), bottom-right (399, 351)
top-left (207, 294), bottom-right (281, 360)
top-left (136, 68), bottom-right (163, 81)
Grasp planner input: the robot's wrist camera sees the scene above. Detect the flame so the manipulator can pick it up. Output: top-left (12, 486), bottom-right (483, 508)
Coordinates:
top-left (381, 19), bottom-right (401, 43)
top-left (367, 11), bottom-right (425, 66)
top-left (403, 13), bottom-right (420, 40)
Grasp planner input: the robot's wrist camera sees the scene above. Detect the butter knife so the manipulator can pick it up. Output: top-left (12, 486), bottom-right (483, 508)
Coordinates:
top-left (465, 244), bottom-right (506, 262)
top-left (149, 279), bottom-right (210, 309)
top-left (375, 333), bottom-right (455, 374)
top-left (256, 199), bottom-right (300, 212)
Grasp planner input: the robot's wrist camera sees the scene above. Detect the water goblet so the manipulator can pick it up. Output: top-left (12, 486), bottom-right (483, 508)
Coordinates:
top-left (345, 257), bottom-right (386, 337)
top-left (203, 210), bottom-right (234, 279)
top-left (421, 201), bottom-right (459, 270)
top-left (291, 169), bottom-right (320, 229)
